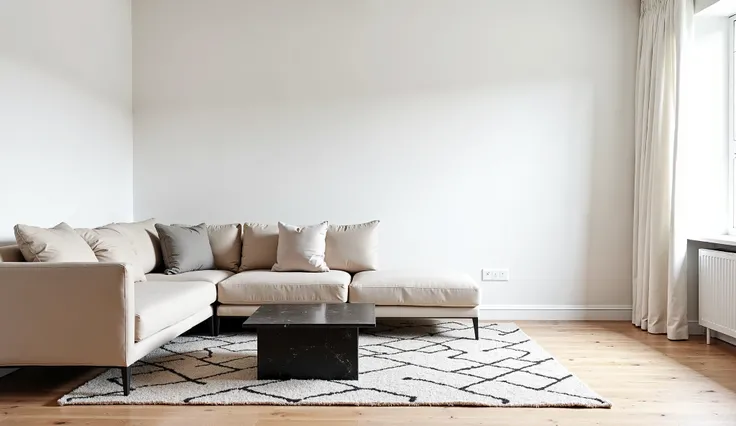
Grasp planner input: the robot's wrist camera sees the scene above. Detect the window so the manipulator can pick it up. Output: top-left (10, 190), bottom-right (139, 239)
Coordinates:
top-left (730, 16), bottom-right (736, 232)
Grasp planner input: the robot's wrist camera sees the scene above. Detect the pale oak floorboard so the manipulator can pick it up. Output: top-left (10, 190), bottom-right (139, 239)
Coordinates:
top-left (1, 321), bottom-right (735, 425)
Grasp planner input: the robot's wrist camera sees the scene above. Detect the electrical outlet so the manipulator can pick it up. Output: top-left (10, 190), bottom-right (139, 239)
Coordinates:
top-left (481, 268), bottom-right (509, 282)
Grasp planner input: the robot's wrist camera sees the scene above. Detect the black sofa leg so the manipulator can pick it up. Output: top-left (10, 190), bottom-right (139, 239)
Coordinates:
top-left (212, 306), bottom-right (220, 336)
top-left (121, 366), bottom-right (131, 396)
top-left (472, 317), bottom-right (479, 340)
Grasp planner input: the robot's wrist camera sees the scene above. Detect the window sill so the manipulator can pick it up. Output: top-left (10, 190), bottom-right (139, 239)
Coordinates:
top-left (688, 235), bottom-right (736, 246)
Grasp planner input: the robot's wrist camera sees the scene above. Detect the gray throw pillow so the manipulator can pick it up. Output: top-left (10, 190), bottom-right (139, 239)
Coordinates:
top-left (155, 223), bottom-right (215, 275)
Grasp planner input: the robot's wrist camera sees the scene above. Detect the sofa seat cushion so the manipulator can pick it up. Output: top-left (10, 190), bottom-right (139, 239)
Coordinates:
top-left (218, 270), bottom-right (350, 304)
top-left (135, 280), bottom-right (216, 341)
top-left (349, 270), bottom-right (480, 307)
top-left (145, 270), bottom-right (234, 284)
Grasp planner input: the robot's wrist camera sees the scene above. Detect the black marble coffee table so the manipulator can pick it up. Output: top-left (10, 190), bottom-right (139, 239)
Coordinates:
top-left (243, 303), bottom-right (376, 380)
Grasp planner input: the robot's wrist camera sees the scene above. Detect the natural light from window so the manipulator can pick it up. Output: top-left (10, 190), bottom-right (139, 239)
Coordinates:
top-left (730, 17), bottom-right (736, 231)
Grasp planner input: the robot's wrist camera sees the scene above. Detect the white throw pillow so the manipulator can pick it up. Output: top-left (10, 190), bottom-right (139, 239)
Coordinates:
top-left (77, 226), bottom-right (147, 282)
top-left (325, 220), bottom-right (380, 272)
top-left (272, 222), bottom-right (330, 272)
top-left (14, 222), bottom-right (98, 263)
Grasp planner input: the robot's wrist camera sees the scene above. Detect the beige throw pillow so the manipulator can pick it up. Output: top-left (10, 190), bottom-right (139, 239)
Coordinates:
top-left (107, 218), bottom-right (162, 273)
top-left (77, 225), bottom-right (147, 282)
top-left (239, 223), bottom-right (279, 271)
top-left (325, 220), bottom-right (380, 272)
top-left (207, 224), bottom-right (242, 272)
top-left (14, 222), bottom-right (98, 263)
top-left (272, 222), bottom-right (330, 272)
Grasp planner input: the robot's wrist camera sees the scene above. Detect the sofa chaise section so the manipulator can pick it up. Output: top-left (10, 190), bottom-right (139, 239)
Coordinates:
top-left (349, 269), bottom-right (481, 338)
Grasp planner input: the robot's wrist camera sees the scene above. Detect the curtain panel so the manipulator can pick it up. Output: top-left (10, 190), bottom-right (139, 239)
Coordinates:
top-left (632, 0), bottom-right (693, 340)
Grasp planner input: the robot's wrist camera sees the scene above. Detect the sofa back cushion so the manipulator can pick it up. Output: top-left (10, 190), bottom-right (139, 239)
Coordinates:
top-left (155, 223), bottom-right (215, 275)
top-left (105, 218), bottom-right (162, 273)
top-left (239, 222), bottom-right (279, 270)
top-left (325, 220), bottom-right (380, 273)
top-left (0, 245), bottom-right (24, 262)
top-left (77, 226), bottom-right (147, 282)
top-left (206, 223), bottom-right (241, 272)
top-left (14, 222), bottom-right (98, 263)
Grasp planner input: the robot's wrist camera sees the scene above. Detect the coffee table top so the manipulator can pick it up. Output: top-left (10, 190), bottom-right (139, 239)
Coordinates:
top-left (243, 303), bottom-right (376, 328)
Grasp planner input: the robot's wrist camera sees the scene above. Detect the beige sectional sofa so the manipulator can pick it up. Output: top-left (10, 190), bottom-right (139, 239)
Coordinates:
top-left (0, 219), bottom-right (480, 395)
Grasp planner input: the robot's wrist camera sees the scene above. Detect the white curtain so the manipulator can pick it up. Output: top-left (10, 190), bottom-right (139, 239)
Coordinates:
top-left (632, 0), bottom-right (693, 340)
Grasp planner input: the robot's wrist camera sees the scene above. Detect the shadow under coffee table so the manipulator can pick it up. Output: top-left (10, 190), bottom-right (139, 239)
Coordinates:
top-left (243, 303), bottom-right (376, 380)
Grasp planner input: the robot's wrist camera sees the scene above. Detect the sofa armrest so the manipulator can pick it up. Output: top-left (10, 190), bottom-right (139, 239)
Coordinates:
top-left (0, 262), bottom-right (135, 367)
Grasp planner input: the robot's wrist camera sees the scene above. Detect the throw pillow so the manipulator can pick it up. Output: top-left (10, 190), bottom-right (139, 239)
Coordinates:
top-left (174, 223), bottom-right (242, 272)
top-left (239, 222), bottom-right (279, 270)
top-left (14, 222), bottom-right (98, 263)
top-left (207, 223), bottom-right (242, 272)
top-left (155, 223), bottom-right (215, 275)
top-left (272, 221), bottom-right (330, 272)
top-left (107, 218), bottom-right (162, 273)
top-left (325, 220), bottom-right (380, 272)
top-left (77, 226), bottom-right (147, 282)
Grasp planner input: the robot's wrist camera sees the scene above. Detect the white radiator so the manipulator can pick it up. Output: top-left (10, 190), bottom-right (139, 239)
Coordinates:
top-left (699, 249), bottom-right (736, 344)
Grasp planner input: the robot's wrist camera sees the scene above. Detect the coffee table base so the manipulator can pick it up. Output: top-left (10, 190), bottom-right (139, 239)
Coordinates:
top-left (257, 327), bottom-right (359, 380)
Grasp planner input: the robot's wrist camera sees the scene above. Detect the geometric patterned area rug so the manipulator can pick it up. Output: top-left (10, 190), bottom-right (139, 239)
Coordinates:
top-left (59, 321), bottom-right (610, 407)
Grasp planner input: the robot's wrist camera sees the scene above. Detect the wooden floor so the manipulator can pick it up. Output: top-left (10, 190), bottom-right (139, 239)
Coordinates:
top-left (1, 321), bottom-right (735, 425)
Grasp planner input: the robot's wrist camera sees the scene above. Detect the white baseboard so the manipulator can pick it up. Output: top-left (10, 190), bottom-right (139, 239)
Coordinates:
top-left (479, 305), bottom-right (632, 321)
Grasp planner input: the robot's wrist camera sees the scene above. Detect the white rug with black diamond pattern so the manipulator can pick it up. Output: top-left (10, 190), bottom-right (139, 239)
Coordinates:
top-left (58, 321), bottom-right (610, 407)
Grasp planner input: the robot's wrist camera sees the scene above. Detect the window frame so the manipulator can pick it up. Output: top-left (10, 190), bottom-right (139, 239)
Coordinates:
top-left (729, 15), bottom-right (736, 234)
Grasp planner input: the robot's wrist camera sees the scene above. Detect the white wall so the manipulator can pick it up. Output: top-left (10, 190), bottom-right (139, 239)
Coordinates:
top-left (696, 0), bottom-right (736, 15)
top-left (696, 0), bottom-right (722, 14)
top-left (0, 0), bottom-right (134, 245)
top-left (133, 0), bottom-right (639, 314)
